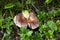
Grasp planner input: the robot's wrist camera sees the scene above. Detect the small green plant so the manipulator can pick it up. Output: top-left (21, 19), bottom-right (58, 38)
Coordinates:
top-left (0, 0), bottom-right (60, 40)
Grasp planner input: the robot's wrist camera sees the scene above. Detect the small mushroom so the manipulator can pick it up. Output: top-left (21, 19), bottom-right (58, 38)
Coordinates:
top-left (14, 10), bottom-right (39, 29)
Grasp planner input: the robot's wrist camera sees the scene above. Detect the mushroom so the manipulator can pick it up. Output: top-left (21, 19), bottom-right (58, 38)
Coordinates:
top-left (14, 10), bottom-right (39, 29)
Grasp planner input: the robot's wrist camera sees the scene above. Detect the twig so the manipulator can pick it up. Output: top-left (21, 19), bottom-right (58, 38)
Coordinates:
top-left (32, 3), bottom-right (39, 12)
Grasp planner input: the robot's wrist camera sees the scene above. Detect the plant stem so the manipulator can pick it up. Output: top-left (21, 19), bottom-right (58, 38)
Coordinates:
top-left (9, 9), bottom-right (13, 18)
top-left (32, 3), bottom-right (39, 12)
top-left (22, 0), bottom-right (24, 11)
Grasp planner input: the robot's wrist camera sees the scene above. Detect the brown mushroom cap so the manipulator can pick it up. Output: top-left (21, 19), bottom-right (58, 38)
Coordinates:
top-left (28, 12), bottom-right (39, 29)
top-left (14, 13), bottom-right (27, 28)
top-left (14, 12), bottom-right (39, 29)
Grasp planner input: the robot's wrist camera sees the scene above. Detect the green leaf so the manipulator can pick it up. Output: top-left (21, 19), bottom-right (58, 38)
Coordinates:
top-left (37, 11), bottom-right (46, 20)
top-left (26, 0), bottom-right (35, 4)
top-left (27, 31), bottom-right (33, 37)
top-left (44, 0), bottom-right (52, 4)
top-left (0, 18), bottom-right (4, 27)
top-left (20, 27), bottom-right (28, 34)
top-left (48, 30), bottom-right (53, 36)
top-left (56, 20), bottom-right (60, 25)
top-left (15, 2), bottom-right (22, 9)
top-left (26, 0), bottom-right (31, 4)
top-left (57, 26), bottom-right (60, 32)
top-left (47, 21), bottom-right (57, 31)
top-left (0, 10), bottom-right (2, 17)
top-left (4, 3), bottom-right (15, 9)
